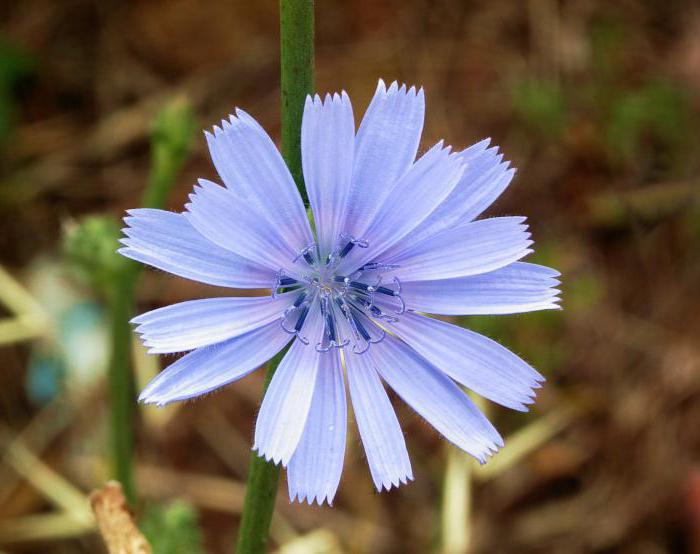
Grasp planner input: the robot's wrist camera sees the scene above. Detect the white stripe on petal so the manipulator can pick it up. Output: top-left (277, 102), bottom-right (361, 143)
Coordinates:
top-left (373, 336), bottom-right (503, 463)
top-left (345, 80), bottom-right (425, 238)
top-left (205, 110), bottom-right (313, 252)
top-left (132, 293), bottom-right (296, 354)
top-left (302, 91), bottom-right (355, 258)
top-left (401, 262), bottom-right (561, 316)
top-left (383, 141), bottom-right (514, 259)
top-left (287, 350), bottom-right (347, 506)
top-left (138, 320), bottom-right (292, 406)
top-left (184, 179), bottom-right (303, 276)
top-left (119, 209), bottom-right (274, 288)
top-left (388, 312), bottom-right (544, 411)
top-left (388, 217), bottom-right (533, 282)
top-left (340, 141), bottom-right (466, 273)
top-left (346, 347), bottom-right (413, 492)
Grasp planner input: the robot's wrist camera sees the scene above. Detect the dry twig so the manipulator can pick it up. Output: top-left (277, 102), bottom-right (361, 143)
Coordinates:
top-left (89, 482), bottom-right (151, 554)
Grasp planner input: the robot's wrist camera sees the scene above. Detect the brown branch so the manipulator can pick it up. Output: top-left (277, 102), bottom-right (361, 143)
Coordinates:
top-left (89, 482), bottom-right (151, 554)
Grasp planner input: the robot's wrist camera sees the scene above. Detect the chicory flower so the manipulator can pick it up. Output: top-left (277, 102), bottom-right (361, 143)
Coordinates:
top-left (120, 80), bottom-right (560, 505)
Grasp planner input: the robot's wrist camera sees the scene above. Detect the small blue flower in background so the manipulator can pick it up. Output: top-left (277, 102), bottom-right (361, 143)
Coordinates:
top-left (119, 79), bottom-right (560, 505)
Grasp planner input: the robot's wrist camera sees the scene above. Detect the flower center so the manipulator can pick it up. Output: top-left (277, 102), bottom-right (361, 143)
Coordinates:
top-left (272, 235), bottom-right (405, 354)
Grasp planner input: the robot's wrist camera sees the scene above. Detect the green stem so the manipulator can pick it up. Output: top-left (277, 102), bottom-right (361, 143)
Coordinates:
top-left (107, 100), bottom-right (195, 506)
top-left (235, 2), bottom-right (314, 552)
top-left (235, 350), bottom-right (286, 554)
top-left (107, 273), bottom-right (137, 504)
top-left (280, 0), bottom-right (315, 201)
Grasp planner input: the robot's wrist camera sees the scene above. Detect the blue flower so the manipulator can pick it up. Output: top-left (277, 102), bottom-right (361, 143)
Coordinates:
top-left (120, 80), bottom-right (560, 505)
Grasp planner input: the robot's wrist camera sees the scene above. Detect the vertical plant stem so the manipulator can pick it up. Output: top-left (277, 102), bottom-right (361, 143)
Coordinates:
top-left (107, 275), bottom-right (138, 505)
top-left (235, 2), bottom-right (314, 553)
top-left (107, 100), bottom-right (195, 506)
top-left (280, 0), bottom-right (315, 201)
top-left (235, 350), bottom-right (286, 554)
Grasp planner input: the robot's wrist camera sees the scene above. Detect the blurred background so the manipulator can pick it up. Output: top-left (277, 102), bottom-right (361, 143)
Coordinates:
top-left (1, 1), bottom-right (699, 552)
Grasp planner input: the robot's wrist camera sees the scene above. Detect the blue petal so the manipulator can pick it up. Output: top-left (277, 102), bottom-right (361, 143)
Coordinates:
top-left (253, 305), bottom-right (324, 465)
top-left (388, 312), bottom-right (544, 411)
top-left (339, 141), bottom-right (465, 273)
top-left (138, 321), bottom-right (292, 406)
top-left (389, 217), bottom-right (533, 282)
top-left (345, 80), bottom-right (425, 238)
top-left (384, 141), bottom-right (514, 258)
top-left (373, 336), bottom-right (503, 463)
top-left (287, 350), bottom-right (346, 506)
top-left (458, 147), bottom-right (514, 224)
top-left (184, 179), bottom-right (303, 276)
top-left (302, 92), bottom-right (355, 257)
top-left (345, 347), bottom-right (413, 491)
top-left (402, 262), bottom-right (561, 315)
top-left (119, 209), bottom-right (274, 288)
top-left (205, 110), bottom-right (313, 252)
top-left (132, 293), bottom-right (296, 354)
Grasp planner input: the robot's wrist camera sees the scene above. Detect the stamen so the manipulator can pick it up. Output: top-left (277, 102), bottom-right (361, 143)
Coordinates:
top-left (294, 304), bottom-right (310, 331)
top-left (272, 269), bottom-right (299, 298)
top-left (316, 295), bottom-right (349, 352)
top-left (355, 296), bottom-right (399, 323)
top-left (335, 296), bottom-right (385, 354)
top-left (376, 286), bottom-right (396, 296)
top-left (272, 231), bottom-right (406, 353)
top-left (338, 241), bottom-right (355, 259)
top-left (348, 281), bottom-right (372, 292)
top-left (372, 277), bottom-right (405, 314)
top-left (350, 310), bottom-right (386, 354)
top-left (395, 294), bottom-right (406, 315)
top-left (294, 243), bottom-right (319, 267)
top-left (326, 234), bottom-right (369, 266)
top-left (321, 298), bottom-right (336, 345)
top-left (392, 277), bottom-right (405, 314)
top-left (353, 314), bottom-right (371, 341)
top-left (280, 293), bottom-right (312, 345)
top-left (293, 291), bottom-right (307, 307)
top-left (358, 262), bottom-right (400, 273)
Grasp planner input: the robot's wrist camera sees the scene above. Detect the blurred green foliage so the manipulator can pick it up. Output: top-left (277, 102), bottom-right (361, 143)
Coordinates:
top-left (511, 17), bottom-right (695, 177)
top-left (589, 16), bottom-right (627, 82)
top-left (62, 98), bottom-right (197, 298)
top-left (0, 37), bottom-right (34, 144)
top-left (63, 216), bottom-right (122, 296)
top-left (146, 98), bottom-right (197, 208)
top-left (588, 17), bottom-right (696, 173)
top-left (511, 78), bottom-right (568, 140)
top-left (605, 80), bottom-right (689, 168)
top-left (140, 500), bottom-right (204, 554)
top-left (151, 99), bottom-right (196, 153)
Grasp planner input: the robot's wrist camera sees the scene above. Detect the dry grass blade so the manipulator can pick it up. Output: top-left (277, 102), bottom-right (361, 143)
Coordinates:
top-left (441, 444), bottom-right (472, 554)
top-left (276, 529), bottom-right (343, 554)
top-left (0, 428), bottom-right (92, 524)
top-left (0, 512), bottom-right (94, 544)
top-left (473, 406), bottom-right (578, 482)
top-left (0, 266), bottom-right (49, 346)
top-left (0, 384), bottom-right (101, 508)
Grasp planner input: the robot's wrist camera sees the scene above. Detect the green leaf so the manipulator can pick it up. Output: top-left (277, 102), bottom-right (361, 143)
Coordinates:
top-left (140, 500), bottom-right (204, 554)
